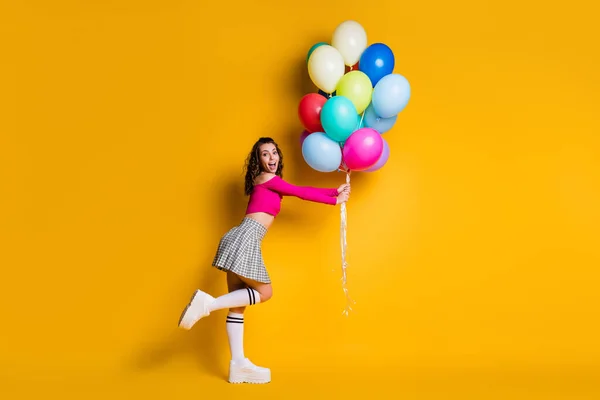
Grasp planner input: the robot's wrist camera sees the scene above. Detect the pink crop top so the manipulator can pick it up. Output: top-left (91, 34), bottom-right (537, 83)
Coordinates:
top-left (245, 175), bottom-right (338, 217)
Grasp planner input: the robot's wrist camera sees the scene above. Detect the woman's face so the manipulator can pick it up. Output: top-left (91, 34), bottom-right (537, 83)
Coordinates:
top-left (258, 143), bottom-right (279, 173)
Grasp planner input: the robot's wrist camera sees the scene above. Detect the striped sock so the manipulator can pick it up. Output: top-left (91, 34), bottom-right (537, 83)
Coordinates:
top-left (208, 288), bottom-right (261, 312)
top-left (226, 312), bottom-right (245, 361)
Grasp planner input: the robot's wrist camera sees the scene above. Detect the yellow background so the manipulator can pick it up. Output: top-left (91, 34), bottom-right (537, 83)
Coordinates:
top-left (1, 0), bottom-right (599, 398)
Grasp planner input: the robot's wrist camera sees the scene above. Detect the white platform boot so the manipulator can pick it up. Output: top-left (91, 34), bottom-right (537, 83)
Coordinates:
top-left (178, 289), bottom-right (215, 330)
top-left (228, 358), bottom-right (271, 384)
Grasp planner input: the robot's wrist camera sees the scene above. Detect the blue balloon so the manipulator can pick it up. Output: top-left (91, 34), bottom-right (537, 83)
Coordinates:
top-left (301, 132), bottom-right (342, 172)
top-left (364, 103), bottom-right (397, 133)
top-left (371, 74), bottom-right (411, 119)
top-left (359, 43), bottom-right (395, 87)
top-left (320, 96), bottom-right (359, 142)
top-left (318, 89), bottom-right (336, 98)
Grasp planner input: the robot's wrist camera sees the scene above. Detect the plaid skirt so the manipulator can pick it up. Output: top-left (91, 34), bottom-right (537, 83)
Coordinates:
top-left (212, 217), bottom-right (270, 283)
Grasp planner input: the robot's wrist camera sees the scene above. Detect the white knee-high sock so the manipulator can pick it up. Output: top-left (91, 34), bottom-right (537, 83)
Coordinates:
top-left (208, 288), bottom-right (261, 312)
top-left (226, 312), bottom-right (245, 361)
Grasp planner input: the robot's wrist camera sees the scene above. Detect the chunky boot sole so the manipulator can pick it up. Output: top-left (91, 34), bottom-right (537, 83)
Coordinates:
top-left (178, 290), bottom-right (212, 330)
top-left (228, 370), bottom-right (271, 384)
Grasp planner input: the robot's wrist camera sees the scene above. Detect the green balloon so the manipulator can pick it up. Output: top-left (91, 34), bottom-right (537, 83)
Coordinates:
top-left (306, 42), bottom-right (328, 63)
top-left (320, 96), bottom-right (359, 142)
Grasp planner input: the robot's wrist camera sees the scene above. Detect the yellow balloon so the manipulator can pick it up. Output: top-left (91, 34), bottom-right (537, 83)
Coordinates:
top-left (336, 71), bottom-right (373, 114)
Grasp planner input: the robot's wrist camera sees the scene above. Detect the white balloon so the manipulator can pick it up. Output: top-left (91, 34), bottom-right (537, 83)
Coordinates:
top-left (331, 20), bottom-right (368, 66)
top-left (307, 45), bottom-right (345, 94)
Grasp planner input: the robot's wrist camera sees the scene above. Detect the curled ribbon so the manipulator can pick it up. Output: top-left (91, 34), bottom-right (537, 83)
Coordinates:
top-left (340, 169), bottom-right (355, 316)
top-left (337, 112), bottom-right (364, 316)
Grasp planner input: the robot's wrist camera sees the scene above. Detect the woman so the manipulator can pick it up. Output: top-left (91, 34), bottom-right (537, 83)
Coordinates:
top-left (178, 136), bottom-right (350, 384)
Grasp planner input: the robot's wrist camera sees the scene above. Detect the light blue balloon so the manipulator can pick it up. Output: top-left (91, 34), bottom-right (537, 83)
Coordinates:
top-left (320, 96), bottom-right (359, 143)
top-left (371, 74), bottom-right (411, 119)
top-left (301, 132), bottom-right (342, 173)
top-left (364, 103), bottom-right (397, 133)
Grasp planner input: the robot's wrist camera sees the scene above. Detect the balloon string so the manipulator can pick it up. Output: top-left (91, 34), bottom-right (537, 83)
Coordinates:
top-left (340, 170), bottom-right (355, 316)
top-left (357, 111), bottom-right (365, 130)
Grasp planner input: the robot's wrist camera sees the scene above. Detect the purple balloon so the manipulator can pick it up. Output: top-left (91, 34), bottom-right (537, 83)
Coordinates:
top-left (300, 130), bottom-right (311, 146)
top-left (364, 137), bottom-right (390, 172)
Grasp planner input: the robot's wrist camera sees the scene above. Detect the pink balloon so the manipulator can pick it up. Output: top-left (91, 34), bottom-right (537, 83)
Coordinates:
top-left (342, 128), bottom-right (384, 171)
top-left (300, 130), bottom-right (311, 146)
top-left (364, 137), bottom-right (390, 172)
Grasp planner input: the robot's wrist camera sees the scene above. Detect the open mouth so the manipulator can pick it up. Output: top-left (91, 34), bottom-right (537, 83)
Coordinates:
top-left (268, 162), bottom-right (277, 171)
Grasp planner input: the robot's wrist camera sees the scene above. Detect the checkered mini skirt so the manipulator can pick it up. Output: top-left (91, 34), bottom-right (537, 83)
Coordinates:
top-left (212, 217), bottom-right (270, 283)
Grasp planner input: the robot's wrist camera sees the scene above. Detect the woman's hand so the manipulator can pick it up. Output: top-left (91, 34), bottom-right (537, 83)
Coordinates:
top-left (336, 190), bottom-right (350, 204)
top-left (337, 183), bottom-right (351, 194)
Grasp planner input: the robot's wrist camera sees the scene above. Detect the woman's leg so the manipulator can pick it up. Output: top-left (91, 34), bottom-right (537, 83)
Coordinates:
top-left (226, 271), bottom-right (247, 314)
top-left (225, 272), bottom-right (247, 362)
top-left (224, 273), bottom-right (272, 360)
top-left (224, 272), bottom-right (271, 384)
top-left (178, 273), bottom-right (272, 330)
top-left (177, 271), bottom-right (272, 383)
top-left (212, 273), bottom-right (273, 311)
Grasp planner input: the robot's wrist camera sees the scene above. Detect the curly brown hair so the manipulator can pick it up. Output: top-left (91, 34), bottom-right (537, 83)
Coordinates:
top-left (244, 137), bottom-right (284, 195)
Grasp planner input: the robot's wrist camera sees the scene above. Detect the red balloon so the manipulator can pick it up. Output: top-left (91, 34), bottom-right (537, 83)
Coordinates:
top-left (345, 63), bottom-right (359, 73)
top-left (298, 93), bottom-right (327, 132)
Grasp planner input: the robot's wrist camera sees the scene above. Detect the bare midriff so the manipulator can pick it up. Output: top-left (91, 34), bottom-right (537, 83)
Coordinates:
top-left (245, 212), bottom-right (276, 230)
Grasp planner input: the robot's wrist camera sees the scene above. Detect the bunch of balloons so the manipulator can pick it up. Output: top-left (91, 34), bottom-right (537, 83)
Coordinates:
top-left (299, 20), bottom-right (410, 173)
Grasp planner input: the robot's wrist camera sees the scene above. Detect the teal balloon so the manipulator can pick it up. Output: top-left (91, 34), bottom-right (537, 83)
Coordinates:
top-left (306, 42), bottom-right (328, 63)
top-left (301, 132), bottom-right (342, 172)
top-left (320, 96), bottom-right (359, 142)
top-left (338, 115), bottom-right (364, 147)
